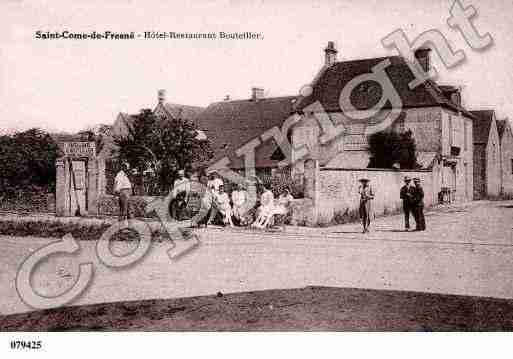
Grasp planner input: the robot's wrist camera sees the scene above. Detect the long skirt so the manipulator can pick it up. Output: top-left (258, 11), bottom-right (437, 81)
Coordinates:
top-left (359, 200), bottom-right (372, 227)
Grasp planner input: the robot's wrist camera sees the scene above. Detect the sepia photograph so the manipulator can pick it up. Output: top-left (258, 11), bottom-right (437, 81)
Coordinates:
top-left (1, 0), bottom-right (513, 355)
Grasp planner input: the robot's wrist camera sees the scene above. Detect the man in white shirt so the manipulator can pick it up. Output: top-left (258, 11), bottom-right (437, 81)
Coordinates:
top-left (172, 169), bottom-right (191, 197)
top-left (171, 169), bottom-right (191, 219)
top-left (114, 163), bottom-right (132, 221)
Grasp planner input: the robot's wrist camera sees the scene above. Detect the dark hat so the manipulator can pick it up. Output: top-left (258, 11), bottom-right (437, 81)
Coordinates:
top-left (404, 176), bottom-right (411, 182)
top-left (359, 178), bottom-right (370, 182)
top-left (413, 177), bottom-right (421, 182)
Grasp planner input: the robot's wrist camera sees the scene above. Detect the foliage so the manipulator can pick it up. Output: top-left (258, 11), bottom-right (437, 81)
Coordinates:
top-left (77, 124), bottom-right (112, 155)
top-left (367, 129), bottom-right (419, 169)
top-left (114, 109), bottom-right (213, 195)
top-left (0, 128), bottom-right (59, 196)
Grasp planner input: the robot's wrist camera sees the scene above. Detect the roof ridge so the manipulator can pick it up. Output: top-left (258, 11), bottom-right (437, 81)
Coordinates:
top-left (207, 95), bottom-right (297, 106)
top-left (333, 54), bottom-right (401, 65)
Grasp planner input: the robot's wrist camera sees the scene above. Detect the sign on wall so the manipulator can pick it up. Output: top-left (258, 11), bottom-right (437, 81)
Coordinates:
top-left (343, 134), bottom-right (368, 151)
top-left (62, 142), bottom-right (96, 157)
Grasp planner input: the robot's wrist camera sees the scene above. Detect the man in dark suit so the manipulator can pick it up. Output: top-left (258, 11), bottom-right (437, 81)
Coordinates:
top-left (412, 177), bottom-right (426, 231)
top-left (399, 176), bottom-right (415, 231)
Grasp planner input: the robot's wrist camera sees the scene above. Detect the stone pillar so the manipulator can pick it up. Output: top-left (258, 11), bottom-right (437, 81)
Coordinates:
top-left (303, 158), bottom-right (320, 226)
top-left (55, 158), bottom-right (66, 216)
top-left (87, 159), bottom-right (99, 216)
top-left (97, 158), bottom-right (106, 195)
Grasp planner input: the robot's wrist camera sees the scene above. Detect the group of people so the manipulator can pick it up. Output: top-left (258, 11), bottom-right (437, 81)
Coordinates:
top-left (115, 164), bottom-right (426, 233)
top-left (170, 171), bottom-right (295, 229)
top-left (400, 176), bottom-right (426, 232)
top-left (357, 175), bottom-right (426, 233)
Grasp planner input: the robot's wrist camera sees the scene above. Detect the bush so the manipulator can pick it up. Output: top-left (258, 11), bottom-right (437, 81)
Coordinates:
top-left (368, 129), bottom-right (419, 169)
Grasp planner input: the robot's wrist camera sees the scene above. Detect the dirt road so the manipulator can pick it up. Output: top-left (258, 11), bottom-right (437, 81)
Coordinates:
top-left (1, 200), bottom-right (512, 316)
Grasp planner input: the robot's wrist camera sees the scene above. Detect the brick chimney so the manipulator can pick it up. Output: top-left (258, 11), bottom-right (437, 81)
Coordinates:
top-left (440, 85), bottom-right (462, 107)
top-left (414, 47), bottom-right (431, 73)
top-left (324, 41), bottom-right (338, 67)
top-left (158, 89), bottom-right (166, 104)
top-left (251, 87), bottom-right (264, 101)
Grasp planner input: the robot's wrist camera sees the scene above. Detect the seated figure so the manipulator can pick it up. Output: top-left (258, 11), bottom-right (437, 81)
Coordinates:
top-left (208, 185), bottom-right (234, 227)
top-left (231, 183), bottom-right (249, 225)
top-left (252, 185), bottom-right (275, 229)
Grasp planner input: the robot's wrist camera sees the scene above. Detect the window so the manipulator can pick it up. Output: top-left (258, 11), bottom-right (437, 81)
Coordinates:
top-left (464, 121), bottom-right (468, 151)
top-left (452, 117), bottom-right (458, 148)
top-left (448, 115), bottom-right (453, 146)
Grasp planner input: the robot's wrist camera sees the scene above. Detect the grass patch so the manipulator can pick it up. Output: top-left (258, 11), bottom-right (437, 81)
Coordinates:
top-left (0, 219), bottom-right (192, 241)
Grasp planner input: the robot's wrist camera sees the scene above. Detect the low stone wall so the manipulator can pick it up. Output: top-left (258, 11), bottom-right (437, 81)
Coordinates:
top-left (0, 192), bottom-right (56, 213)
top-left (98, 195), bottom-right (160, 218)
top-left (314, 168), bottom-right (434, 225)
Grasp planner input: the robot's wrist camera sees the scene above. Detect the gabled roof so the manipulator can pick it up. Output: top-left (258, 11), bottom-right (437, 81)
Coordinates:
top-left (294, 55), bottom-right (475, 119)
top-left (471, 110), bottom-right (495, 144)
top-left (496, 119), bottom-right (506, 139)
top-left (195, 96), bottom-right (297, 168)
top-left (496, 119), bottom-right (512, 140)
top-left (161, 103), bottom-right (204, 122)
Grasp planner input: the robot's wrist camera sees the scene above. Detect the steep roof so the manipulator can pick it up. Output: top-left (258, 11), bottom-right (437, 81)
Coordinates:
top-left (496, 119), bottom-right (511, 140)
top-left (471, 110), bottom-right (495, 144)
top-left (295, 56), bottom-right (475, 119)
top-left (162, 103), bottom-right (204, 122)
top-left (195, 96), bottom-right (297, 168)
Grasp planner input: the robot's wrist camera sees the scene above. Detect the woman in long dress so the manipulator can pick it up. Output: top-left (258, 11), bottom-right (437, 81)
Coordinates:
top-left (253, 185), bottom-right (275, 229)
top-left (231, 183), bottom-right (248, 225)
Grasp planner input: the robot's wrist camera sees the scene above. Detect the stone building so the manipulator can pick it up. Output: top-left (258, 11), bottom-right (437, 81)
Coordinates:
top-left (194, 88), bottom-right (297, 176)
top-left (291, 42), bottom-right (475, 204)
top-left (497, 118), bottom-right (513, 196)
top-left (471, 110), bottom-right (501, 199)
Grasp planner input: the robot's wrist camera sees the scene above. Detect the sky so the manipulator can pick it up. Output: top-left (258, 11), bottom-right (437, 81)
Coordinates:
top-left (1, 0), bottom-right (512, 133)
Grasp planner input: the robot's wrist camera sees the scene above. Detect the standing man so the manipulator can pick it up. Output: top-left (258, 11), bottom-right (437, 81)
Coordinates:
top-left (400, 176), bottom-right (415, 231)
top-left (171, 169), bottom-right (191, 219)
top-left (412, 177), bottom-right (426, 231)
top-left (114, 162), bottom-right (132, 221)
top-left (358, 178), bottom-right (374, 233)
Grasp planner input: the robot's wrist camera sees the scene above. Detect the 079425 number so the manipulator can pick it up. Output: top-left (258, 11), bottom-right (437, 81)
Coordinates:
top-left (10, 340), bottom-right (42, 350)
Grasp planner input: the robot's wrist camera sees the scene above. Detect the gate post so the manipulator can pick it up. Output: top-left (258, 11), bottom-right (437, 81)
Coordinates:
top-left (87, 159), bottom-right (99, 216)
top-left (55, 158), bottom-right (67, 216)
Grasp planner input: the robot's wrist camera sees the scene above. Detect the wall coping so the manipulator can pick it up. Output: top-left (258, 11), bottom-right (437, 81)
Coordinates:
top-left (320, 167), bottom-right (432, 173)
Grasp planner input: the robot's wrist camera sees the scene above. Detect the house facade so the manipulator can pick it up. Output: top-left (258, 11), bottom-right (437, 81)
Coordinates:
top-left (291, 43), bottom-right (475, 204)
top-left (471, 110), bottom-right (501, 199)
top-left (497, 119), bottom-right (513, 196)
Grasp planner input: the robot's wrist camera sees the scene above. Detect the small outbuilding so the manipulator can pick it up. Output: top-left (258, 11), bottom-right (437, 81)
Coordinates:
top-left (471, 110), bottom-right (501, 199)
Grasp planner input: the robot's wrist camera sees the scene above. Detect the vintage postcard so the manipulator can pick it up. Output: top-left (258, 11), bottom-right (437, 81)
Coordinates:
top-left (0, 0), bottom-right (512, 355)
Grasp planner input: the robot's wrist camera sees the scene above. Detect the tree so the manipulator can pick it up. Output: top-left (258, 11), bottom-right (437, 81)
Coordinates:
top-left (0, 128), bottom-right (59, 195)
top-left (367, 129), bottom-right (419, 169)
top-left (114, 109), bottom-right (213, 194)
top-left (77, 124), bottom-right (112, 155)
